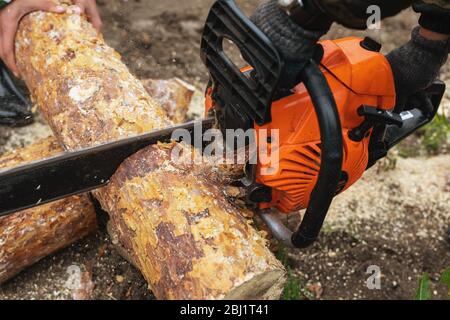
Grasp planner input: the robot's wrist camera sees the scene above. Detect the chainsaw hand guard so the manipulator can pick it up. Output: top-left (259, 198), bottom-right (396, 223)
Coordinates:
top-left (201, 0), bottom-right (284, 128)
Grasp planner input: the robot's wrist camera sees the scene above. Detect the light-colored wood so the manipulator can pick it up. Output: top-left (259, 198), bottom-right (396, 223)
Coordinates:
top-left (15, 3), bottom-right (285, 299)
top-left (0, 77), bottom-right (197, 285)
top-left (142, 78), bottom-right (195, 124)
top-left (16, 5), bottom-right (172, 150)
top-left (0, 137), bottom-right (97, 284)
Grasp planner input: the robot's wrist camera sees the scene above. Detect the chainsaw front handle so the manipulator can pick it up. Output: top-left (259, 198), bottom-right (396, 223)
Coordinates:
top-left (292, 60), bottom-right (344, 248)
top-left (259, 60), bottom-right (344, 249)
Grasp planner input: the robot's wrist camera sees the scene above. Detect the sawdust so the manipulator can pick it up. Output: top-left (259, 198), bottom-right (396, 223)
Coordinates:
top-left (0, 0), bottom-right (449, 300)
top-left (0, 115), bottom-right (52, 154)
top-left (288, 156), bottom-right (450, 300)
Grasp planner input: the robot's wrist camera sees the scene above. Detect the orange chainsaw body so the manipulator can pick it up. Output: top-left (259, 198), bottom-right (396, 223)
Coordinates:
top-left (206, 37), bottom-right (396, 213)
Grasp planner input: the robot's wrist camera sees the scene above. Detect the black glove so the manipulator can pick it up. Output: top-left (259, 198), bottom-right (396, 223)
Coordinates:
top-left (0, 61), bottom-right (33, 127)
top-left (250, 0), bottom-right (327, 90)
top-left (386, 27), bottom-right (449, 112)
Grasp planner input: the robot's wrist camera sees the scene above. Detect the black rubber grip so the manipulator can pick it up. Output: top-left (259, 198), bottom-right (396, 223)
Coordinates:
top-left (291, 60), bottom-right (344, 248)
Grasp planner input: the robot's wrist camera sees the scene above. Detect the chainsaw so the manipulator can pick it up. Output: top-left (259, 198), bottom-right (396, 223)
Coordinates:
top-left (0, 0), bottom-right (445, 248)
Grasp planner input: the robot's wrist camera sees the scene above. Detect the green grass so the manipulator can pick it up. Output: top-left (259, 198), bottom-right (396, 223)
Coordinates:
top-left (419, 113), bottom-right (450, 155)
top-left (397, 113), bottom-right (450, 157)
top-left (440, 268), bottom-right (450, 299)
top-left (414, 273), bottom-right (432, 300)
top-left (282, 270), bottom-right (304, 300)
top-left (414, 268), bottom-right (450, 300)
top-left (276, 246), bottom-right (314, 300)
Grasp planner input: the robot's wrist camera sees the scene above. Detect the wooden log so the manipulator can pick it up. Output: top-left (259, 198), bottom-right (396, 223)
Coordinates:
top-left (0, 77), bottom-right (199, 284)
top-left (15, 3), bottom-right (285, 299)
top-left (0, 137), bottom-right (97, 284)
top-left (142, 78), bottom-right (195, 124)
top-left (98, 143), bottom-right (286, 299)
top-left (0, 77), bottom-right (202, 285)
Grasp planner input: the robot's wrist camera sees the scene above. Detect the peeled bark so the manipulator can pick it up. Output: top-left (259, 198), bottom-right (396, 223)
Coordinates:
top-left (98, 143), bottom-right (286, 299)
top-left (0, 77), bottom-right (201, 285)
top-left (15, 3), bottom-right (285, 299)
top-left (142, 78), bottom-right (195, 124)
top-left (0, 137), bottom-right (97, 284)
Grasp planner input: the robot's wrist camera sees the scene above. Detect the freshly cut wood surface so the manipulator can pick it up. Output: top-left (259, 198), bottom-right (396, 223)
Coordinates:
top-left (0, 137), bottom-right (97, 284)
top-left (142, 78), bottom-right (195, 124)
top-left (15, 2), bottom-right (285, 299)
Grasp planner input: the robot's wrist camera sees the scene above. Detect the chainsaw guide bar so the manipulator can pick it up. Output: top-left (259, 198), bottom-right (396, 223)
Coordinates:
top-left (0, 118), bottom-right (215, 217)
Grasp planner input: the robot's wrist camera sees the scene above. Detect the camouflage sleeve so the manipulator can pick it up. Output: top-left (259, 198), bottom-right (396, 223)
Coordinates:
top-left (313, 0), bottom-right (450, 32)
top-left (421, 0), bottom-right (450, 8)
top-left (414, 1), bottom-right (450, 34)
top-left (312, 0), bottom-right (415, 29)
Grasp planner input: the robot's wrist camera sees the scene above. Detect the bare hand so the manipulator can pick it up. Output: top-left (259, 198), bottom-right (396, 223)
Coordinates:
top-left (420, 27), bottom-right (450, 41)
top-left (0, 0), bottom-right (66, 77)
top-left (73, 0), bottom-right (102, 31)
top-left (0, 0), bottom-right (102, 78)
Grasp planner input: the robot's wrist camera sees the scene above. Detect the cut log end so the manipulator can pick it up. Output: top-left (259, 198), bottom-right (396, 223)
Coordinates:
top-left (225, 270), bottom-right (286, 300)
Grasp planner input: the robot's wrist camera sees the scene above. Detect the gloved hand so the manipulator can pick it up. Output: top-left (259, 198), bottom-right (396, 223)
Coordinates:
top-left (250, 0), bottom-right (327, 90)
top-left (386, 27), bottom-right (449, 112)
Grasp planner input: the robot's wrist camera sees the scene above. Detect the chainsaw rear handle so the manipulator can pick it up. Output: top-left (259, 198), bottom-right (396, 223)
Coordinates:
top-left (367, 80), bottom-right (446, 169)
top-left (201, 0), bottom-right (343, 249)
top-left (260, 61), bottom-right (343, 249)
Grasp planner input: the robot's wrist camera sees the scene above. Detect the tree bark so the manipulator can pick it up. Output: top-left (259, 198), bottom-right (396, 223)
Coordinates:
top-left (0, 77), bottom-right (203, 285)
top-left (142, 78), bottom-right (196, 124)
top-left (97, 143), bottom-right (286, 299)
top-left (0, 137), bottom-right (97, 284)
top-left (15, 3), bottom-right (285, 299)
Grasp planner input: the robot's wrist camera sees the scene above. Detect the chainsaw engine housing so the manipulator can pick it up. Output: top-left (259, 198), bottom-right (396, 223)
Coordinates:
top-left (206, 37), bottom-right (396, 213)
top-left (202, 0), bottom-right (444, 248)
top-left (257, 38), bottom-right (396, 213)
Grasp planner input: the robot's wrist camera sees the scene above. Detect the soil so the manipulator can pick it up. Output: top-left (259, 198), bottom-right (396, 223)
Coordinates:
top-left (0, 0), bottom-right (449, 300)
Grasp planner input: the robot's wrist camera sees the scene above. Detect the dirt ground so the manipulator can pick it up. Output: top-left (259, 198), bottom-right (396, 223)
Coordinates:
top-left (0, 0), bottom-right (449, 300)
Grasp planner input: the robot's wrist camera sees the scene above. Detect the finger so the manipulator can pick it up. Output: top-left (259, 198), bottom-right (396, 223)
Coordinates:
top-left (85, 4), bottom-right (102, 31)
top-left (19, 0), bottom-right (66, 17)
top-left (0, 23), bottom-right (4, 61)
top-left (1, 22), bottom-right (20, 77)
top-left (0, 40), bottom-right (5, 67)
top-left (72, 4), bottom-right (86, 15)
